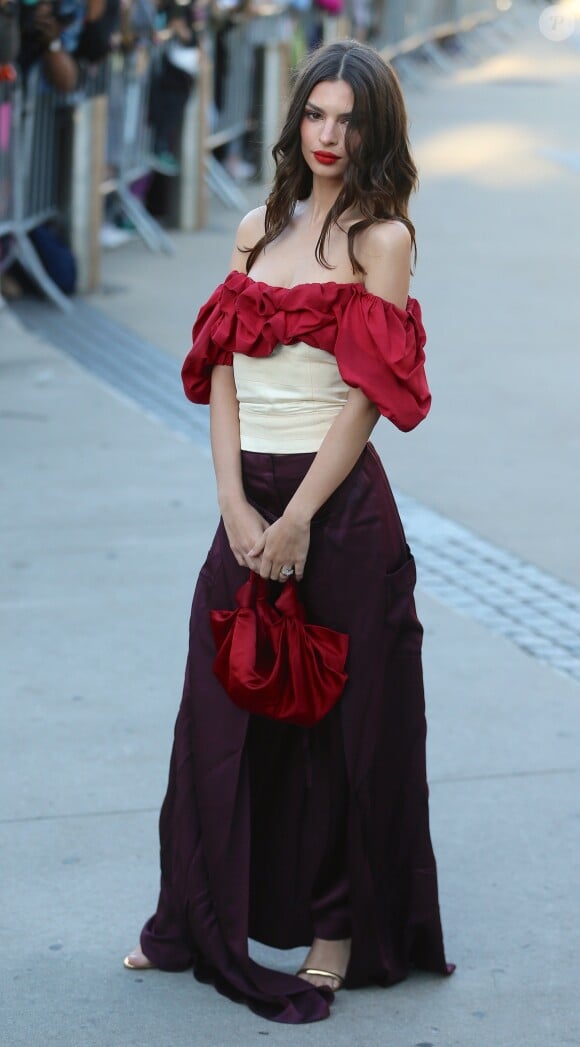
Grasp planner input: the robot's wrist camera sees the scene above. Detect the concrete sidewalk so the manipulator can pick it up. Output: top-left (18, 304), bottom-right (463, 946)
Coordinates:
top-left (1, 5), bottom-right (579, 1045)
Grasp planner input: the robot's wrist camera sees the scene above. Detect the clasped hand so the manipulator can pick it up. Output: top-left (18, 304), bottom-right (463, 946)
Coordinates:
top-left (248, 512), bottom-right (310, 582)
top-left (222, 500), bottom-right (310, 581)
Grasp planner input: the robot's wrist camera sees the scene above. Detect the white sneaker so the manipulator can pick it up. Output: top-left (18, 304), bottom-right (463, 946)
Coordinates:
top-left (99, 223), bottom-right (134, 249)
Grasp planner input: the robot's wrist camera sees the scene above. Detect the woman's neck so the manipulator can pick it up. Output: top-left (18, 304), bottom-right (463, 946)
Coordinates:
top-left (301, 175), bottom-right (344, 226)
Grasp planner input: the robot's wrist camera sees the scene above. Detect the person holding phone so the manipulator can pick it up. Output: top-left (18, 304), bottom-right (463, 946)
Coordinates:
top-left (18, 0), bottom-right (111, 90)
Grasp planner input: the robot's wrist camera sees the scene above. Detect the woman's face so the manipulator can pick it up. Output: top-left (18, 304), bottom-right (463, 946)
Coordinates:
top-left (300, 79), bottom-right (356, 179)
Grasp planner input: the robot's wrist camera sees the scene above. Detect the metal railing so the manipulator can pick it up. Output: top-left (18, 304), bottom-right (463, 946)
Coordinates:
top-left (203, 11), bottom-right (290, 209)
top-left (0, 69), bottom-right (72, 311)
top-left (378, 0), bottom-right (498, 57)
top-left (205, 18), bottom-right (257, 210)
top-left (100, 46), bottom-right (174, 254)
top-left (0, 77), bottom-right (17, 240)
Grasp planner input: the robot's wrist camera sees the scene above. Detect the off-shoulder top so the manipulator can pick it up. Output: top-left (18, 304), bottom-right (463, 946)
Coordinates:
top-left (181, 271), bottom-right (431, 449)
top-left (233, 342), bottom-right (351, 452)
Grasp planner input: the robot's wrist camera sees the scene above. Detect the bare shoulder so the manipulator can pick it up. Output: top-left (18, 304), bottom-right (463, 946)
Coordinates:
top-left (357, 220), bottom-right (413, 309)
top-left (237, 205), bottom-right (267, 242)
top-left (229, 206), bottom-right (267, 273)
top-left (355, 218), bottom-right (410, 268)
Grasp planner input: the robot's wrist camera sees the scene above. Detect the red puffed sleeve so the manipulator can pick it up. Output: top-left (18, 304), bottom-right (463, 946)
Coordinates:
top-left (335, 290), bottom-right (431, 431)
top-left (181, 283), bottom-right (234, 404)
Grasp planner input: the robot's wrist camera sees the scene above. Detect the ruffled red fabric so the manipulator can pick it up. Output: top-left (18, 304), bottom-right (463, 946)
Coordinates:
top-left (182, 271), bottom-right (431, 431)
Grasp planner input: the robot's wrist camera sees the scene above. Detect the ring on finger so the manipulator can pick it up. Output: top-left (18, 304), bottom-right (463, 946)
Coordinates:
top-left (280, 565), bottom-right (294, 577)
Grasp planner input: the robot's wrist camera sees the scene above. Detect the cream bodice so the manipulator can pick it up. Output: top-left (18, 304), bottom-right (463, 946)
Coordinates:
top-left (233, 341), bottom-right (351, 452)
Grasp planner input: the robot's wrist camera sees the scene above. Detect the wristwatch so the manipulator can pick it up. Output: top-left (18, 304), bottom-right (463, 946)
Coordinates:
top-left (48, 38), bottom-right (63, 52)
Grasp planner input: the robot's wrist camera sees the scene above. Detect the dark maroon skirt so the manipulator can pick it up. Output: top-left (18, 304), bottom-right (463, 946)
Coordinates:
top-left (140, 444), bottom-right (453, 1023)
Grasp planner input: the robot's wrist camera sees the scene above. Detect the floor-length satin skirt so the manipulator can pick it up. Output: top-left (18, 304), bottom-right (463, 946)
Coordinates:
top-left (140, 444), bottom-right (453, 1023)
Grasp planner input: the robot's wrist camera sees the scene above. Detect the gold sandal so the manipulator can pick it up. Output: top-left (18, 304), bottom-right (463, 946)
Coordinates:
top-left (297, 967), bottom-right (345, 990)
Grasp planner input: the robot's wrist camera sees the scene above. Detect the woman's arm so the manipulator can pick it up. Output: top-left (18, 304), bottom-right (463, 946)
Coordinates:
top-left (209, 209), bottom-right (270, 569)
top-left (210, 364), bottom-right (244, 510)
top-left (210, 365), bottom-right (268, 569)
top-left (249, 221), bottom-right (412, 582)
top-left (201, 208), bottom-right (272, 569)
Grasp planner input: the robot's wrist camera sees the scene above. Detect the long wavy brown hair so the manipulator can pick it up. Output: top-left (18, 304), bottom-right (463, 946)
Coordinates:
top-left (244, 40), bottom-right (419, 276)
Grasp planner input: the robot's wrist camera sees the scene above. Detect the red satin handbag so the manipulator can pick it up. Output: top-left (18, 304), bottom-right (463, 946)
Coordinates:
top-left (209, 572), bottom-right (349, 727)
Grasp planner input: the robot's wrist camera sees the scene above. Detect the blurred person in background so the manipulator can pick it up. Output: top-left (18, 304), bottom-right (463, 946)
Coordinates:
top-left (349, 0), bottom-right (374, 42)
top-left (16, 0), bottom-right (116, 91)
top-left (211, 0), bottom-right (256, 180)
top-left (149, 0), bottom-right (200, 173)
top-left (4, 1), bottom-right (117, 293)
top-left (17, 0), bottom-right (83, 91)
top-left (75, 0), bottom-right (120, 64)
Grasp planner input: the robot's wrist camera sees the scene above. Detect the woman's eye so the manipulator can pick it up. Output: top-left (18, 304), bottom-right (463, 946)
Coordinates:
top-left (304, 110), bottom-right (320, 120)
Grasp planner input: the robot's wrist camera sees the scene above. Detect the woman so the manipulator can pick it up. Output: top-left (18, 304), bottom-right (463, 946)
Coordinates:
top-left (124, 40), bottom-right (453, 1023)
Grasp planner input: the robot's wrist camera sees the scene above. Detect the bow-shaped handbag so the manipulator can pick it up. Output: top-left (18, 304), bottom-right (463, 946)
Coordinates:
top-left (210, 573), bottom-right (349, 727)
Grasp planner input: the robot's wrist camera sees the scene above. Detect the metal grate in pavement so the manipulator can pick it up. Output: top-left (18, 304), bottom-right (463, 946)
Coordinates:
top-left (15, 299), bottom-right (580, 684)
top-left (397, 492), bottom-right (580, 683)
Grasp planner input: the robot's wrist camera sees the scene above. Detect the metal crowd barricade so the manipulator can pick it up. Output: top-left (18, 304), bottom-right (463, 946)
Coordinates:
top-left (0, 69), bottom-right (72, 311)
top-left (201, 11), bottom-right (290, 212)
top-left (100, 46), bottom-right (174, 255)
top-left (204, 17), bottom-right (257, 211)
top-left (377, 0), bottom-right (498, 58)
top-left (246, 12), bottom-right (291, 185)
top-left (0, 76), bottom-right (18, 248)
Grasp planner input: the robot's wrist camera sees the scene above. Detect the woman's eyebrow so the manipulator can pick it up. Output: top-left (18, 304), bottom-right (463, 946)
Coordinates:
top-left (305, 103), bottom-right (353, 118)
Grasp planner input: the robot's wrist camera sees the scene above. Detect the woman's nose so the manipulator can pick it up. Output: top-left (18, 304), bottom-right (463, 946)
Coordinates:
top-left (319, 119), bottom-right (338, 145)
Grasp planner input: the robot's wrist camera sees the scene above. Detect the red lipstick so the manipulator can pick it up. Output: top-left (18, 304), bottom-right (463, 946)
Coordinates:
top-left (313, 151), bottom-right (340, 165)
